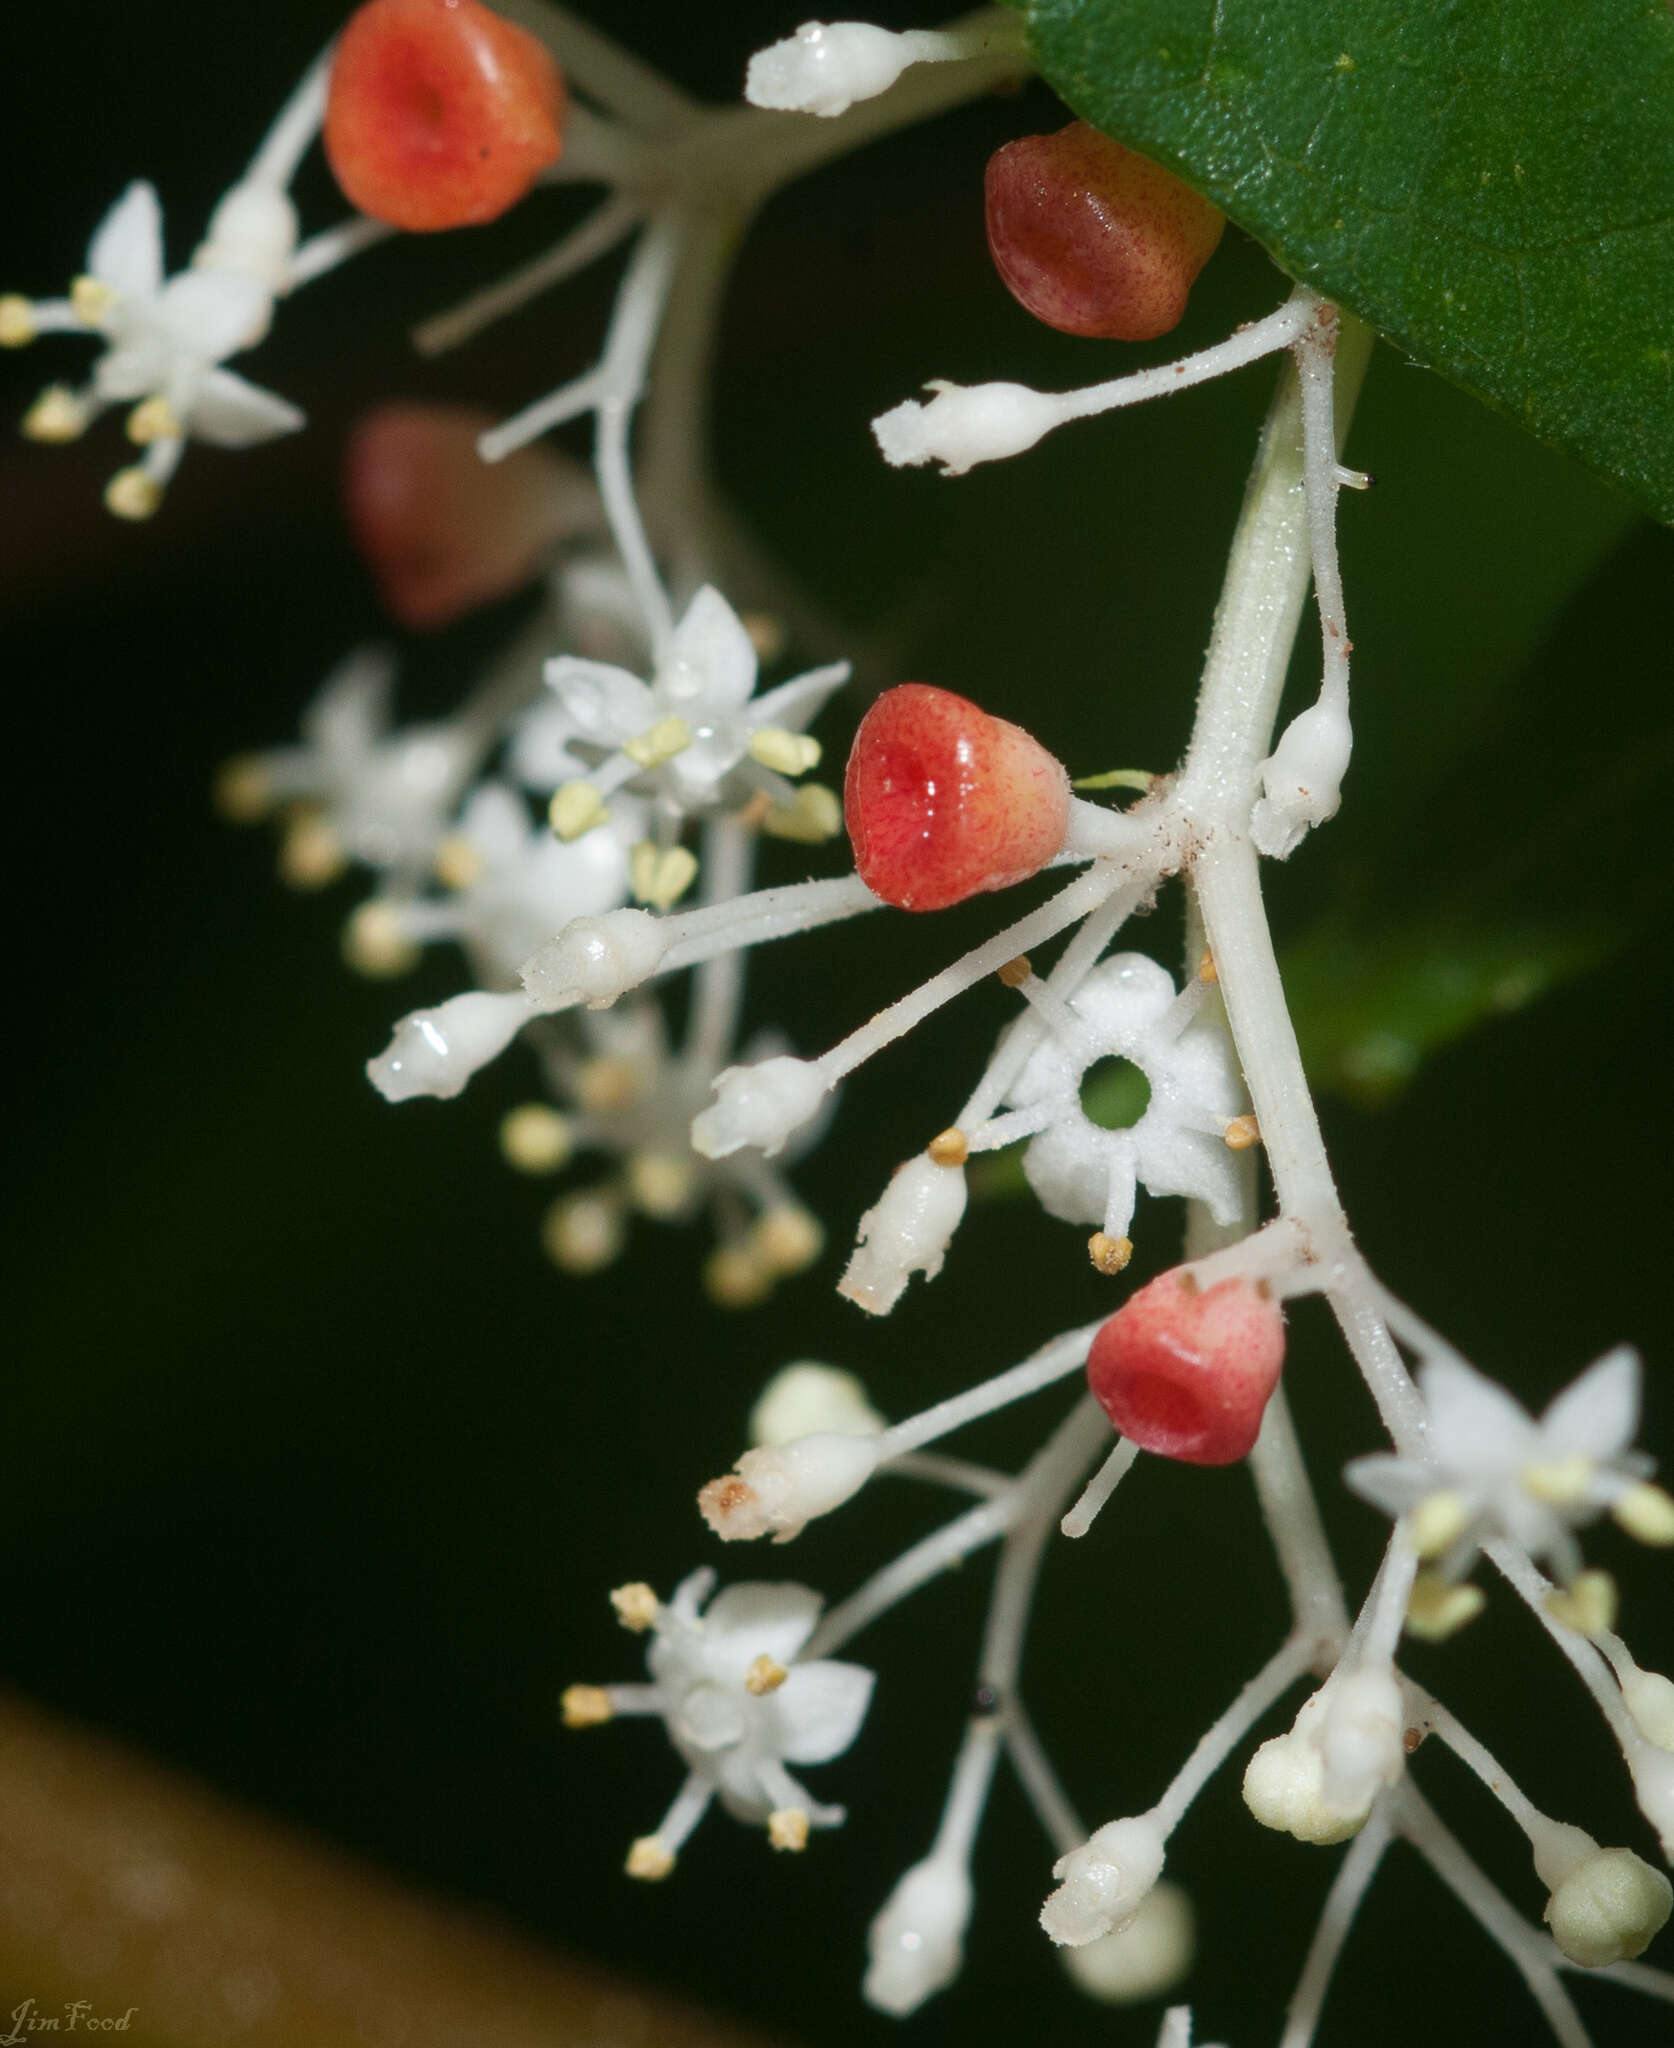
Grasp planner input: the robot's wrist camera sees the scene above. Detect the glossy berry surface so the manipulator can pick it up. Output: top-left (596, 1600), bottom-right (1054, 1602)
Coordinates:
top-left (1087, 1271), bottom-right (1285, 1466)
top-left (345, 403), bottom-right (573, 628)
top-left (325, 0), bottom-right (566, 233)
top-left (844, 684), bottom-right (1070, 912)
top-left (985, 122), bottom-right (1225, 341)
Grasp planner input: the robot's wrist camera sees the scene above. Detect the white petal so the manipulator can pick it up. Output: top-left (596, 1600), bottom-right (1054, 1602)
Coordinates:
top-left (750, 661), bottom-right (851, 733)
top-left (1538, 1346), bottom-right (1641, 1461)
top-left (457, 782), bottom-right (530, 867)
top-left (1418, 1354), bottom-right (1536, 1473)
top-left (188, 366), bottom-right (304, 447)
top-left (156, 269), bottom-right (270, 360)
top-left (302, 647), bottom-right (395, 763)
top-left (664, 585), bottom-right (756, 709)
top-left (668, 1566), bottom-right (716, 1624)
top-left (772, 1659), bottom-right (875, 1764)
top-left (1342, 1452), bottom-right (1433, 1518)
top-left (546, 656), bottom-right (652, 742)
top-left (88, 181), bottom-right (164, 297)
top-left (702, 1581), bottom-right (823, 1669)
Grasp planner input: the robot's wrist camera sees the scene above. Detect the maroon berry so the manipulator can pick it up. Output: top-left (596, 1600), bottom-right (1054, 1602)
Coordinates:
top-left (985, 122), bottom-right (1225, 341)
top-left (1087, 1270), bottom-right (1285, 1466)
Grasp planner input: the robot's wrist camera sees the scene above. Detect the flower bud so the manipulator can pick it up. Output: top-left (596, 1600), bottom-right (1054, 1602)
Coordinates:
top-left (1059, 1881), bottom-right (1194, 2004)
top-left (747, 22), bottom-right (916, 119)
top-left (691, 1056), bottom-right (828, 1160)
top-left (864, 1851), bottom-right (973, 2014)
top-left (873, 380), bottom-right (1064, 477)
top-left (1243, 1730), bottom-right (1368, 1845)
top-left (839, 1155), bottom-right (967, 1314)
top-left (1544, 1846), bottom-right (1672, 1968)
top-left (195, 181), bottom-right (299, 291)
top-left (1622, 1664), bottom-right (1674, 1751)
top-left (1040, 1815), bottom-right (1166, 1947)
top-left (749, 1363), bottom-right (884, 1448)
top-left (366, 989), bottom-right (532, 1102)
top-left (697, 1431), bottom-right (881, 1543)
top-left (1317, 1668), bottom-right (1405, 1816)
top-left (520, 908), bottom-right (667, 1011)
top-left (1250, 699), bottom-right (1352, 859)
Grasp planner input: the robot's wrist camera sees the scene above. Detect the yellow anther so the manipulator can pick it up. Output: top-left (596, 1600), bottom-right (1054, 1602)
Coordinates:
top-left (1087, 1232), bottom-right (1134, 1275)
top-left (626, 1151), bottom-right (697, 1220)
top-left (499, 1103), bottom-right (573, 1176)
top-left (1405, 1574), bottom-right (1486, 1643)
top-left (748, 727), bottom-right (822, 777)
top-left (126, 395), bottom-right (181, 446)
top-left (760, 782), bottom-right (842, 843)
top-left (70, 274), bottom-right (116, 324)
top-left (1614, 1482), bottom-right (1674, 1547)
top-left (625, 1836), bottom-right (675, 1882)
top-left (609, 1582), bottom-right (659, 1633)
top-left (0, 295), bottom-right (36, 346)
top-left (998, 955), bottom-right (1034, 989)
top-left (704, 1244), bottom-right (773, 1310)
top-left (1408, 1490), bottom-right (1471, 1562)
top-left (212, 754), bottom-right (271, 823)
top-left (1198, 949), bottom-right (1219, 985)
top-left (432, 833), bottom-right (483, 892)
top-left (23, 385), bottom-right (90, 443)
top-left (549, 780), bottom-right (609, 842)
top-left (560, 1684), bottom-right (614, 1729)
top-left (766, 1808), bottom-right (810, 1853)
top-left (541, 1191), bottom-right (623, 1274)
top-left (104, 466), bottom-right (163, 521)
top-left (745, 1654), bottom-right (789, 1697)
top-left (575, 1055), bottom-right (642, 1115)
top-left (1223, 1114), bottom-right (1261, 1152)
top-left (622, 715), bottom-right (692, 769)
top-left (629, 840), bottom-right (699, 911)
top-left (927, 1127), bottom-right (968, 1168)
top-left (278, 809), bottom-right (347, 890)
top-left (342, 901), bottom-right (420, 980)
top-left (749, 1208), bottom-right (823, 1277)
top-left (1545, 1569), bottom-right (1618, 1639)
top-left (1521, 1454), bottom-right (1596, 1510)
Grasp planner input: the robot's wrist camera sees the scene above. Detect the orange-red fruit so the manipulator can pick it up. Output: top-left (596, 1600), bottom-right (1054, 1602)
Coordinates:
top-left (1086, 1271), bottom-right (1285, 1466)
top-left (345, 402), bottom-right (575, 627)
top-left (325, 0), bottom-right (566, 232)
top-left (985, 121), bottom-right (1225, 341)
top-left (844, 683), bottom-right (1070, 912)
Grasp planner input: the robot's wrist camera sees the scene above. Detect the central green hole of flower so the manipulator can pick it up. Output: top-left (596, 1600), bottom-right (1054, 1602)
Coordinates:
top-left (1080, 1055), bottom-right (1151, 1129)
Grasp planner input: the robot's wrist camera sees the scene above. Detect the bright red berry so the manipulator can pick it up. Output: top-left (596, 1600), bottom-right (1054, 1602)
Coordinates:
top-left (1086, 1270), bottom-right (1285, 1466)
top-left (325, 0), bottom-right (566, 233)
top-left (844, 684), bottom-right (1071, 912)
top-left (345, 402), bottom-right (576, 628)
top-left (985, 122), bottom-right (1225, 341)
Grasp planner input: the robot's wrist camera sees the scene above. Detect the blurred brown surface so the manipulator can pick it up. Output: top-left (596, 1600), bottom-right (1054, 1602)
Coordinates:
top-left (0, 1691), bottom-right (786, 2048)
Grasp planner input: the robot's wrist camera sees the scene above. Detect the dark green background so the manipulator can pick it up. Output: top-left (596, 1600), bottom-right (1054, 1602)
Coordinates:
top-left (3, 5), bottom-right (1671, 2043)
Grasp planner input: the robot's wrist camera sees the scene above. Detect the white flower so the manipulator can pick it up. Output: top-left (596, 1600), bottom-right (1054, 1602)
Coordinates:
top-left (8, 179), bottom-right (302, 513)
top-left (1345, 1346), bottom-right (1654, 1582)
top-left (1004, 953), bottom-right (1244, 1243)
top-left (543, 584), bottom-right (847, 831)
top-left (592, 1570), bottom-right (874, 1869)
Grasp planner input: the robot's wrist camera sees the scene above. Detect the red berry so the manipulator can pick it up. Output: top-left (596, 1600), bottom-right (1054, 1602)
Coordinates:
top-left (985, 122), bottom-right (1225, 341)
top-left (844, 684), bottom-right (1070, 912)
top-left (325, 0), bottom-right (566, 233)
top-left (345, 402), bottom-right (575, 628)
top-left (1086, 1271), bottom-right (1285, 1466)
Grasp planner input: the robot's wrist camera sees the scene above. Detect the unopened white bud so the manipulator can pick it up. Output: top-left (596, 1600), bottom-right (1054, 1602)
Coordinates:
top-left (1243, 1731), bottom-right (1367, 1844)
top-left (1544, 1846), bottom-right (1673, 1968)
top-left (697, 1431), bottom-right (880, 1543)
top-left (691, 1056), bottom-right (828, 1160)
top-left (367, 990), bottom-right (532, 1103)
top-left (520, 908), bottom-right (668, 1012)
top-left (1622, 1665), bottom-right (1674, 1750)
top-left (873, 380), bottom-right (1063, 477)
top-left (839, 1155), bottom-right (967, 1315)
top-left (196, 181), bottom-right (299, 290)
top-left (1059, 1881), bottom-right (1194, 2005)
top-left (1040, 1816), bottom-right (1166, 1948)
top-left (864, 1852), bottom-right (973, 2015)
top-left (747, 21), bottom-right (917, 118)
top-left (1317, 1668), bottom-right (1405, 1815)
top-left (1250, 699), bottom-right (1352, 859)
top-left (749, 1363), bottom-right (884, 1447)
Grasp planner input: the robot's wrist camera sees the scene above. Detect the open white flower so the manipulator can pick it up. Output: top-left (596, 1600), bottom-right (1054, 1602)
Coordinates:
top-left (1345, 1346), bottom-right (1656, 1583)
top-left (543, 585), bottom-right (847, 836)
top-left (5, 180), bottom-right (302, 515)
top-left (568, 1570), bottom-right (874, 1875)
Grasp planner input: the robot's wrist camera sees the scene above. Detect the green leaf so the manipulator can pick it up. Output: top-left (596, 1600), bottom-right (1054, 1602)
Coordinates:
top-left (1016, 0), bottom-right (1674, 523)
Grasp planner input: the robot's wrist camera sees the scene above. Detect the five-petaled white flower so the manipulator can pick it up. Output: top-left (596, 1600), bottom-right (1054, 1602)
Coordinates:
top-left (4, 179), bottom-right (303, 515)
top-left (543, 585), bottom-right (848, 841)
top-left (1346, 1346), bottom-right (1656, 1583)
top-left (574, 1569), bottom-right (873, 1875)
